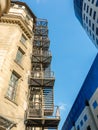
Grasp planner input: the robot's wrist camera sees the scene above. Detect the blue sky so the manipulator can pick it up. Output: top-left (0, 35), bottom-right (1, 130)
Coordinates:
top-left (21, 0), bottom-right (97, 129)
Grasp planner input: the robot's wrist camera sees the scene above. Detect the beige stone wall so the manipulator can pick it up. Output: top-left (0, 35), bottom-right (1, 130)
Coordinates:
top-left (0, 22), bottom-right (33, 130)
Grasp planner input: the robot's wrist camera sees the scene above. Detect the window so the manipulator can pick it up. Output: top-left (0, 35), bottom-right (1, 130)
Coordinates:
top-left (83, 23), bottom-right (86, 29)
top-left (84, 3), bottom-right (86, 10)
top-left (92, 0), bottom-right (94, 4)
top-left (20, 34), bottom-right (27, 45)
top-left (96, 27), bottom-right (98, 35)
top-left (77, 125), bottom-right (80, 130)
top-left (15, 48), bottom-right (24, 65)
top-left (92, 100), bottom-right (98, 109)
top-left (87, 26), bottom-right (88, 32)
top-left (93, 11), bottom-right (96, 20)
top-left (89, 8), bottom-right (92, 16)
top-left (80, 120), bottom-right (83, 126)
top-left (6, 72), bottom-right (20, 101)
top-left (86, 5), bottom-right (89, 13)
top-left (89, 30), bottom-right (91, 36)
top-left (96, 0), bottom-right (98, 6)
top-left (26, 14), bottom-right (31, 21)
top-left (87, 125), bottom-right (91, 130)
top-left (86, 16), bottom-right (88, 23)
top-left (92, 23), bottom-right (94, 31)
top-left (84, 114), bottom-right (87, 121)
top-left (83, 14), bottom-right (85, 20)
top-left (96, 39), bottom-right (98, 45)
top-left (97, 18), bottom-right (98, 23)
top-left (92, 34), bottom-right (95, 40)
top-left (89, 19), bottom-right (91, 27)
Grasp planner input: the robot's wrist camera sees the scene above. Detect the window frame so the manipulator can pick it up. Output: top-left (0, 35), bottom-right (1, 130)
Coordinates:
top-left (6, 71), bottom-right (20, 101)
top-left (20, 34), bottom-right (27, 45)
top-left (15, 48), bottom-right (24, 65)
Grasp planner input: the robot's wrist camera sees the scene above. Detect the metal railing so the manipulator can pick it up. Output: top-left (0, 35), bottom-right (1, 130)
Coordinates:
top-left (35, 18), bottom-right (48, 27)
top-left (33, 50), bottom-right (51, 56)
top-left (34, 27), bottom-right (48, 36)
top-left (34, 38), bottom-right (50, 48)
top-left (30, 71), bottom-right (55, 79)
top-left (26, 106), bottom-right (60, 119)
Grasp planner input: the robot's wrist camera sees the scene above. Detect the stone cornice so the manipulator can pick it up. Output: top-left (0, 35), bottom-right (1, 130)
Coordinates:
top-left (0, 14), bottom-right (33, 39)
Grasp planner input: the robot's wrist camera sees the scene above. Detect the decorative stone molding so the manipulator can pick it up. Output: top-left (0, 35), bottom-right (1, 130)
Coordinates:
top-left (0, 14), bottom-right (33, 38)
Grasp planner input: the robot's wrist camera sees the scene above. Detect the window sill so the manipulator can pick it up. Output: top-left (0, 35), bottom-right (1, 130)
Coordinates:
top-left (5, 96), bottom-right (18, 106)
top-left (14, 60), bottom-right (24, 70)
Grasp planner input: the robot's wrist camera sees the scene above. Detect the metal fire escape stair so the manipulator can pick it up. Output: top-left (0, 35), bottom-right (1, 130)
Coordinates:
top-left (25, 18), bottom-right (60, 130)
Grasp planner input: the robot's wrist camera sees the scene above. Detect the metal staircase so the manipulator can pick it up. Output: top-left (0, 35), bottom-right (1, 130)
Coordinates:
top-left (25, 18), bottom-right (60, 130)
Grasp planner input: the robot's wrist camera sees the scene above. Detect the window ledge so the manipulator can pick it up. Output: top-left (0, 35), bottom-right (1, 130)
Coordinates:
top-left (14, 60), bottom-right (24, 70)
top-left (5, 96), bottom-right (18, 106)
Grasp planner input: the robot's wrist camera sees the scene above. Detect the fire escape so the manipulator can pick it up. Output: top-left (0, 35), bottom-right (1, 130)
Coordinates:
top-left (25, 18), bottom-right (60, 130)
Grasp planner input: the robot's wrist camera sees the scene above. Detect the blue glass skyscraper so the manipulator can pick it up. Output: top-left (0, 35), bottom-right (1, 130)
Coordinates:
top-left (62, 54), bottom-right (98, 130)
top-left (74, 0), bottom-right (98, 48)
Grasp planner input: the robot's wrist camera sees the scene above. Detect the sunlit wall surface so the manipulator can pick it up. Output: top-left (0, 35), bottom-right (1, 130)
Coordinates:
top-left (62, 54), bottom-right (98, 130)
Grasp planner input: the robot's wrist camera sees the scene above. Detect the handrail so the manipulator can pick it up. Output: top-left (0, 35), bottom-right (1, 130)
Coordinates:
top-left (30, 71), bottom-right (55, 79)
top-left (26, 106), bottom-right (60, 119)
top-left (33, 50), bottom-right (52, 56)
top-left (35, 18), bottom-right (48, 27)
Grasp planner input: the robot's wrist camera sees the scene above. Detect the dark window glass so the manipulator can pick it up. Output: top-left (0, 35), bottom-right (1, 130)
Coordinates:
top-left (92, 100), bottom-right (98, 109)
top-left (92, 34), bottom-right (95, 40)
top-left (90, 8), bottom-right (92, 16)
top-left (96, 28), bottom-right (98, 35)
top-left (89, 30), bottom-right (91, 36)
top-left (92, 23), bottom-right (94, 31)
top-left (93, 11), bottom-right (96, 20)
top-left (77, 125), bottom-right (80, 130)
top-left (84, 14), bottom-right (85, 20)
top-left (87, 26), bottom-right (88, 32)
top-left (89, 20), bottom-right (91, 27)
top-left (96, 0), bottom-right (98, 6)
top-left (87, 125), bottom-right (91, 130)
top-left (80, 120), bottom-right (83, 126)
top-left (86, 16), bottom-right (88, 23)
top-left (84, 3), bottom-right (86, 10)
top-left (92, 0), bottom-right (94, 4)
top-left (96, 39), bottom-right (98, 44)
top-left (87, 5), bottom-right (89, 13)
top-left (84, 114), bottom-right (87, 121)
